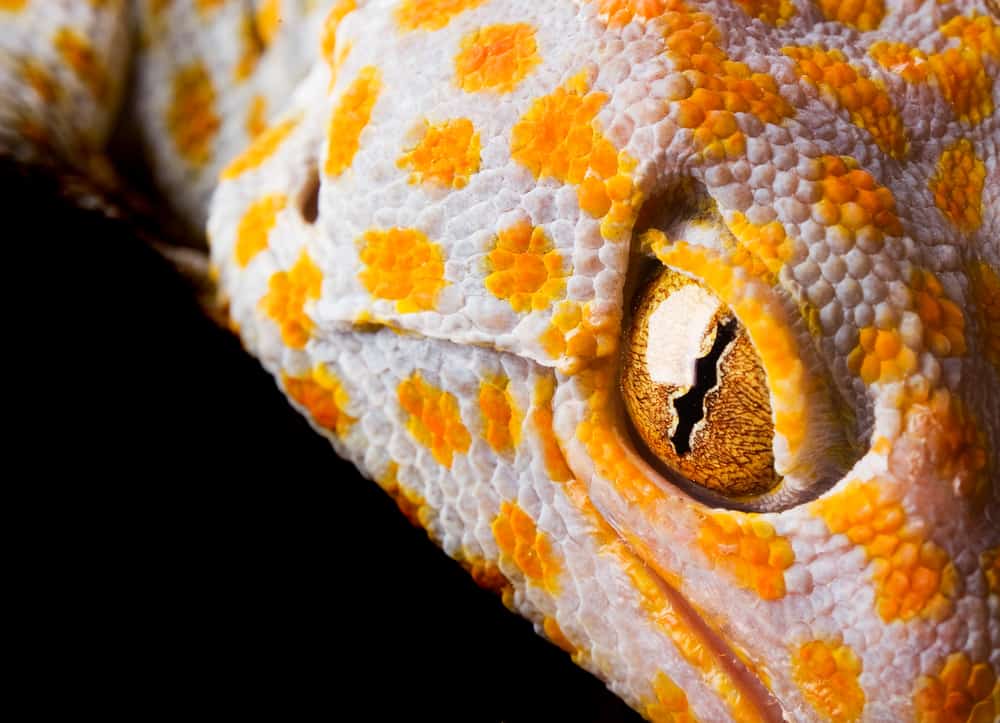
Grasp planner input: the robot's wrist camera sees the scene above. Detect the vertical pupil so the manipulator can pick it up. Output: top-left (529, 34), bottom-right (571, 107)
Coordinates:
top-left (670, 318), bottom-right (736, 455)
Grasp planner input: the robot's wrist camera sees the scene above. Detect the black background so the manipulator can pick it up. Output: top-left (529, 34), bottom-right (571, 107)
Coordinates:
top-left (13, 158), bottom-right (641, 721)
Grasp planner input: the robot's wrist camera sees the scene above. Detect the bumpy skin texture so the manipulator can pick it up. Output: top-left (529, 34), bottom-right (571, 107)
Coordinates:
top-left (2, 1), bottom-right (999, 721)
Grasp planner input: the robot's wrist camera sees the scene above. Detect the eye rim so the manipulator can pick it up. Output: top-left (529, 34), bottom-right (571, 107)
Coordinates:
top-left (620, 264), bottom-right (789, 506)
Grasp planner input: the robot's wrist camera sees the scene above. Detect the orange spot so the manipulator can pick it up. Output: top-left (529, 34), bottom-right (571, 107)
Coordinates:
top-left (911, 268), bottom-right (967, 357)
top-left (930, 138), bottom-right (986, 232)
top-left (260, 251), bottom-right (323, 349)
top-left (913, 653), bottom-right (998, 723)
top-left (791, 640), bottom-right (865, 723)
top-left (848, 327), bottom-right (915, 384)
top-left (235, 194), bottom-right (286, 267)
top-left (813, 479), bottom-right (957, 622)
top-left (542, 617), bottom-right (576, 656)
top-left (22, 61), bottom-right (58, 103)
top-left (592, 0), bottom-right (671, 27)
top-left (485, 220), bottom-right (567, 313)
top-left (969, 262), bottom-right (1000, 372)
top-left (479, 375), bottom-right (521, 454)
top-left (234, 13), bottom-right (262, 81)
top-left (982, 547), bottom-right (999, 596)
top-left (539, 301), bottom-right (610, 370)
top-left (166, 61), bottom-right (220, 167)
top-left (397, 372), bottom-right (471, 467)
top-left (815, 0), bottom-right (884, 31)
top-left (376, 462), bottom-right (430, 529)
top-left (531, 377), bottom-right (574, 483)
top-left (726, 212), bottom-right (793, 281)
top-left (492, 501), bottom-right (561, 592)
top-left (395, 0), bottom-right (485, 32)
top-left (325, 65), bottom-right (380, 177)
top-left (194, 0), bottom-right (225, 12)
top-left (54, 27), bottom-right (107, 101)
top-left (255, 0), bottom-right (282, 46)
top-left (696, 513), bottom-right (794, 600)
top-left (245, 95), bottom-right (268, 138)
top-left (221, 114), bottom-right (300, 180)
top-left (0, 0), bottom-right (28, 10)
top-left (356, 227), bottom-right (447, 313)
top-left (645, 672), bottom-right (697, 723)
top-left (455, 23), bottom-right (540, 94)
top-left (733, 0), bottom-right (795, 25)
top-left (870, 14), bottom-right (1000, 125)
top-left (397, 118), bottom-right (481, 189)
top-left (782, 45), bottom-right (907, 158)
top-left (511, 72), bottom-right (641, 242)
top-left (320, 0), bottom-right (357, 77)
top-left (283, 364), bottom-right (356, 438)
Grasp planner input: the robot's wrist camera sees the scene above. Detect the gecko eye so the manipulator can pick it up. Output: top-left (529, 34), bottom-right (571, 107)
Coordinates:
top-left (621, 267), bottom-right (781, 498)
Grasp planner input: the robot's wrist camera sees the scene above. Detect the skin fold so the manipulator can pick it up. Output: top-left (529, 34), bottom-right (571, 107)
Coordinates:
top-left (2, 1), bottom-right (997, 720)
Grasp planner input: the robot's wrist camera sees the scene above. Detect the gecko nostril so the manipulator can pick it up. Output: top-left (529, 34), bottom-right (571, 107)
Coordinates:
top-left (298, 163), bottom-right (320, 224)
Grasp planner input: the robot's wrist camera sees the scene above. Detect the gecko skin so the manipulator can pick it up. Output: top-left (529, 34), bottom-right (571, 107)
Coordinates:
top-left (2, 1), bottom-right (999, 720)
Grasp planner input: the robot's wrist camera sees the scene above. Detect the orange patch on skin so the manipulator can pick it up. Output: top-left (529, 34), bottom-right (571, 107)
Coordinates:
top-left (733, 0), bottom-right (795, 25)
top-left (539, 301), bottom-right (611, 371)
top-left (195, 0), bottom-right (225, 12)
top-left (395, 0), bottom-right (486, 32)
top-left (221, 114), bottom-right (300, 180)
top-left (23, 61), bottom-right (58, 103)
top-left (377, 462), bottom-right (432, 530)
top-left (696, 513), bottom-right (794, 600)
top-left (492, 501), bottom-right (561, 592)
top-left (325, 65), bottom-right (380, 177)
top-left (320, 0), bottom-right (356, 77)
top-left (397, 118), bottom-right (481, 189)
top-left (0, 0), bottom-right (28, 10)
top-left (234, 13), bottom-right (262, 81)
top-left (969, 262), bottom-right (1000, 372)
top-left (479, 376), bottom-right (521, 455)
top-left (255, 0), bottom-right (282, 46)
top-left (454, 549), bottom-right (513, 605)
top-left (848, 327), bottom-right (915, 384)
top-left (815, 0), bottom-right (884, 31)
top-left (245, 95), bottom-right (268, 137)
top-left (911, 268), bottom-right (967, 357)
top-left (913, 653), bottom-right (998, 723)
top-left (166, 61), bottom-right (220, 167)
top-left (511, 72), bottom-right (641, 242)
top-left (531, 377), bottom-right (575, 483)
top-left (356, 227), bottom-right (447, 313)
top-left (54, 27), bottom-right (107, 101)
top-left (930, 139), bottom-right (986, 232)
top-left (260, 251), bottom-right (323, 348)
top-left (983, 547), bottom-right (999, 596)
top-left (870, 14), bottom-right (1000, 125)
top-left (726, 212), bottom-right (793, 281)
top-left (812, 479), bottom-right (958, 622)
top-left (398, 372), bottom-right (471, 467)
top-left (645, 672), bottom-right (697, 723)
top-left (235, 194), bottom-right (286, 267)
top-left (282, 364), bottom-right (356, 438)
top-left (593, 0), bottom-right (671, 27)
top-left (541, 617), bottom-right (576, 656)
top-left (485, 220), bottom-right (567, 313)
top-left (791, 640), bottom-right (865, 723)
top-left (810, 154), bottom-right (902, 242)
top-left (454, 23), bottom-right (540, 94)
top-left (782, 46), bottom-right (907, 158)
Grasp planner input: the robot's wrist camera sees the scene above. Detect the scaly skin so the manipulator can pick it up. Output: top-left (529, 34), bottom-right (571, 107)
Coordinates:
top-left (2, 1), bottom-right (998, 720)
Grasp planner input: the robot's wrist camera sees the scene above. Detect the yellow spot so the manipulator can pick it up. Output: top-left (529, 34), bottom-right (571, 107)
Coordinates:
top-left (813, 479), bottom-right (957, 622)
top-left (970, 262), bottom-right (1000, 372)
top-left (811, 154), bottom-right (902, 242)
top-left (479, 375), bottom-right (521, 454)
top-left (930, 138), bottom-right (986, 232)
top-left (848, 327), bottom-right (915, 384)
top-left (814, 0), bottom-right (884, 31)
top-left (696, 513), bottom-right (794, 600)
top-left (54, 27), bottom-right (107, 101)
top-left (913, 653), bottom-right (998, 723)
top-left (255, 0), bottom-right (282, 46)
top-left (260, 251), bottom-right (323, 349)
top-left (539, 301), bottom-right (610, 369)
top-left (195, 0), bottom-right (225, 12)
top-left (902, 389), bottom-right (988, 503)
top-left (0, 0), bottom-right (28, 10)
top-left (377, 461), bottom-right (433, 530)
top-left (397, 372), bottom-right (470, 467)
top-left (234, 13), bottom-right (262, 81)
top-left (782, 46), bottom-right (906, 158)
top-left (912, 268), bottom-right (967, 357)
top-left (23, 61), bottom-right (58, 103)
top-left (492, 501), bottom-right (561, 592)
top-left (542, 617), bottom-right (576, 656)
top-left (235, 194), bottom-right (286, 267)
top-left (983, 547), bottom-right (999, 596)
top-left (397, 118), bottom-right (481, 189)
top-left (166, 61), bottom-right (220, 167)
top-left (791, 640), bottom-right (865, 723)
top-left (532, 377), bottom-right (575, 483)
top-left (733, 0), bottom-right (795, 25)
top-left (485, 221), bottom-right (567, 313)
top-left (726, 212), bottom-right (793, 281)
top-left (511, 72), bottom-right (641, 242)
top-left (454, 23), bottom-right (540, 93)
top-left (870, 14), bottom-right (1000, 125)
top-left (645, 672), bottom-right (696, 723)
top-left (356, 227), bottom-right (447, 313)
top-left (325, 65), bottom-right (380, 177)
top-left (245, 95), bottom-right (268, 137)
top-left (221, 114), bottom-right (300, 180)
top-left (592, 0), bottom-right (671, 27)
top-left (320, 0), bottom-right (356, 77)
top-left (282, 364), bottom-right (355, 438)
top-left (395, 0), bottom-right (485, 32)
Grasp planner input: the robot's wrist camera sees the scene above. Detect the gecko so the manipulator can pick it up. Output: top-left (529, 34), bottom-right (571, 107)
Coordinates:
top-left (1, 1), bottom-right (997, 720)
